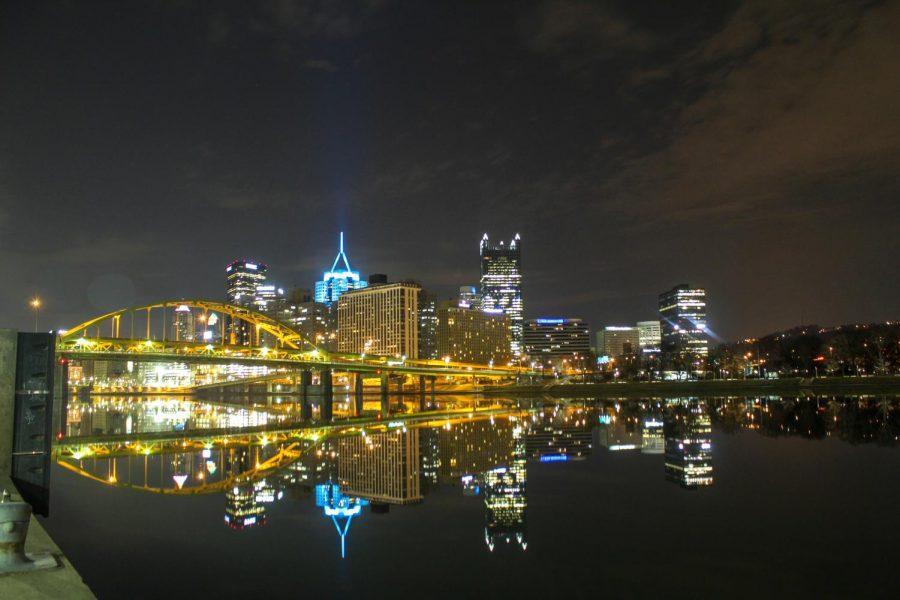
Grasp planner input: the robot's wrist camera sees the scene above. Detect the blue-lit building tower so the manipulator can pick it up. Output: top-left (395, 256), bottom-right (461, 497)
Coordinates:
top-left (315, 233), bottom-right (367, 306)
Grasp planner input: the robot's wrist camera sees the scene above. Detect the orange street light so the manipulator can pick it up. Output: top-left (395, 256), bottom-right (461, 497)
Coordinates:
top-left (29, 296), bottom-right (42, 332)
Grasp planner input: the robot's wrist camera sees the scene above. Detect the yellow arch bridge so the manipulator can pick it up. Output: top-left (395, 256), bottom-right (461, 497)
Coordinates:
top-left (56, 299), bottom-right (537, 419)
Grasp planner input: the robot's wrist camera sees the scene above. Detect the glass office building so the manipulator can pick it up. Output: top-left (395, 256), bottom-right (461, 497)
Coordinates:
top-left (658, 284), bottom-right (708, 369)
top-left (523, 318), bottom-right (590, 364)
top-left (480, 233), bottom-right (523, 356)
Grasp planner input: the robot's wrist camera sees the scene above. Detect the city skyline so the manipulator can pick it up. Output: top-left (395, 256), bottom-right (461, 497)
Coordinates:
top-left (13, 229), bottom-right (897, 347)
top-left (3, 2), bottom-right (897, 341)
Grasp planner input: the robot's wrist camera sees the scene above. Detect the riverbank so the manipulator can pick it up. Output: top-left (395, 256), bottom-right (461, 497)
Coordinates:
top-left (484, 375), bottom-right (900, 398)
top-left (0, 477), bottom-right (95, 599)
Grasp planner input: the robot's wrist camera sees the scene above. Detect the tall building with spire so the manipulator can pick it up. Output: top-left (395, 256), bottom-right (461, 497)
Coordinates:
top-left (480, 233), bottom-right (523, 356)
top-left (314, 232), bottom-right (367, 306)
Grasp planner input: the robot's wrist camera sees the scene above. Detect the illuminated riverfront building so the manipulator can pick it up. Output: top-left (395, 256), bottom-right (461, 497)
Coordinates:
top-left (480, 233), bottom-right (523, 356)
top-left (659, 284), bottom-right (709, 370)
top-left (595, 326), bottom-right (640, 359)
top-left (435, 303), bottom-right (511, 364)
top-left (314, 232), bottom-right (368, 306)
top-left (664, 403), bottom-right (714, 488)
top-left (337, 282), bottom-right (420, 358)
top-left (637, 320), bottom-right (662, 352)
top-left (523, 318), bottom-right (590, 365)
top-left (482, 426), bottom-right (527, 551)
top-left (337, 430), bottom-right (423, 504)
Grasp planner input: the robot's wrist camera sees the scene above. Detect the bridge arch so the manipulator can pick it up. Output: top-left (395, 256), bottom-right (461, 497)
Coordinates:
top-left (58, 299), bottom-right (322, 353)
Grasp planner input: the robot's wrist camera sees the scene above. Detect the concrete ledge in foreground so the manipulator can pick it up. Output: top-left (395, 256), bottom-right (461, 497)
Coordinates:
top-left (0, 478), bottom-right (95, 599)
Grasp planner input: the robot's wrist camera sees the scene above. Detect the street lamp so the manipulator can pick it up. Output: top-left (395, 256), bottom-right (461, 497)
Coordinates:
top-left (29, 296), bottom-right (42, 332)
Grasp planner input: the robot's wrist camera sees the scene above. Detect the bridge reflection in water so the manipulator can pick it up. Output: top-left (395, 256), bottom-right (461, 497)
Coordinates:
top-left (54, 394), bottom-right (898, 557)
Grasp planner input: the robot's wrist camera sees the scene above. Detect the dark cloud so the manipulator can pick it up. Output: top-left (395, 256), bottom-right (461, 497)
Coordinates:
top-left (0, 0), bottom-right (897, 339)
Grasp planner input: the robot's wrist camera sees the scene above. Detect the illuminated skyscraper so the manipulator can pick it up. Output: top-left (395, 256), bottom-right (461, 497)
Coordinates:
top-left (418, 290), bottom-right (438, 360)
top-left (659, 284), bottom-right (708, 371)
top-left (171, 304), bottom-right (194, 342)
top-left (480, 233), bottom-right (523, 356)
top-left (314, 232), bottom-right (367, 305)
top-left (225, 259), bottom-right (268, 345)
top-left (226, 259), bottom-right (267, 307)
top-left (337, 282), bottom-right (420, 358)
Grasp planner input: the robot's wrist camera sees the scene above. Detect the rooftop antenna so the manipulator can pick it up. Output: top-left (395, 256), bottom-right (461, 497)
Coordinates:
top-left (330, 231), bottom-right (353, 273)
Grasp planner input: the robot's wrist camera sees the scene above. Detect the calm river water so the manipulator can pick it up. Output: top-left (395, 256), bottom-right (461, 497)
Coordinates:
top-left (40, 394), bottom-right (900, 599)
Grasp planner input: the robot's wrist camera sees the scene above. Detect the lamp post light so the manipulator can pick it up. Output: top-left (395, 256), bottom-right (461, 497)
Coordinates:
top-left (29, 296), bottom-right (42, 332)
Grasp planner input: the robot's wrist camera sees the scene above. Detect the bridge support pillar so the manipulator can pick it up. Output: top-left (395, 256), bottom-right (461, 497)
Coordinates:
top-left (429, 376), bottom-right (436, 409)
top-left (380, 374), bottom-right (389, 417)
top-left (321, 368), bottom-right (333, 422)
top-left (418, 376), bottom-right (426, 412)
top-left (300, 369), bottom-right (312, 421)
top-left (354, 372), bottom-right (364, 416)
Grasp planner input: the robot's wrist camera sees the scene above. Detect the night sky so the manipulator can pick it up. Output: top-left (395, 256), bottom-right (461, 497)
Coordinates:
top-left (2, 1), bottom-right (898, 341)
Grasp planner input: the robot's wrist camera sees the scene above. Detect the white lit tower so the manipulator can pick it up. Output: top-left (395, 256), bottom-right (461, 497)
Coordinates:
top-left (480, 233), bottom-right (523, 356)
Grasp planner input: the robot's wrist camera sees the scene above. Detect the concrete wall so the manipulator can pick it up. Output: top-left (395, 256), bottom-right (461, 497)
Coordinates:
top-left (0, 328), bottom-right (17, 479)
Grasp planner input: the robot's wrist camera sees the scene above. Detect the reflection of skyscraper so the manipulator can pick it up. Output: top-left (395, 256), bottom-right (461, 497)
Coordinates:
top-left (314, 232), bottom-right (368, 306)
top-left (315, 482), bottom-right (369, 558)
top-left (525, 408), bottom-right (593, 459)
top-left (439, 418), bottom-right (515, 483)
top-left (596, 419), bottom-right (642, 452)
top-left (482, 424), bottom-right (527, 551)
top-left (338, 430), bottom-right (423, 504)
top-left (480, 233), bottom-right (523, 356)
top-left (419, 427), bottom-right (441, 492)
top-left (224, 481), bottom-right (267, 529)
top-left (641, 417), bottom-right (665, 454)
top-left (664, 403), bottom-right (714, 488)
